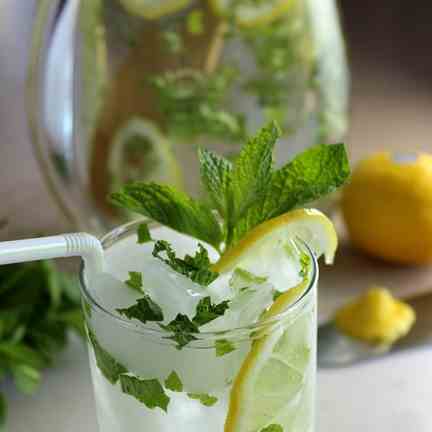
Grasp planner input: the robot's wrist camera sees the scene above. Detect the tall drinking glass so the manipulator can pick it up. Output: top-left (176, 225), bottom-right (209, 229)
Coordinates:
top-left (80, 220), bottom-right (318, 431)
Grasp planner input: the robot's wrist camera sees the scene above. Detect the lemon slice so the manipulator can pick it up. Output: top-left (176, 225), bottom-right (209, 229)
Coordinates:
top-left (213, 208), bottom-right (337, 274)
top-left (224, 278), bottom-right (314, 432)
top-left (108, 117), bottom-right (183, 191)
top-left (213, 208), bottom-right (336, 431)
top-left (209, 0), bottom-right (295, 28)
top-left (120, 0), bottom-right (192, 19)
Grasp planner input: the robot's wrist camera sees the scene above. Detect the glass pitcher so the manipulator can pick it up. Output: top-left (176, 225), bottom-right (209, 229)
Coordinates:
top-left (28, 0), bottom-right (348, 233)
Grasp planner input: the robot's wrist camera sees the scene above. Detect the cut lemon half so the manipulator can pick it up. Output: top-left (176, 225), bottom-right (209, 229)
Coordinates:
top-left (120, 0), bottom-right (192, 19)
top-left (213, 208), bottom-right (337, 274)
top-left (209, 0), bottom-right (295, 28)
top-left (224, 278), bottom-right (315, 432)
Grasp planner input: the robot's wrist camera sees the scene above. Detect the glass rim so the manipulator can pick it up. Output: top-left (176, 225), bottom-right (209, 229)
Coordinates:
top-left (79, 219), bottom-right (318, 342)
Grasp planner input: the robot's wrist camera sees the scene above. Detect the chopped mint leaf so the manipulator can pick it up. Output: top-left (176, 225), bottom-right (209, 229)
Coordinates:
top-left (230, 268), bottom-right (268, 289)
top-left (162, 30), bottom-right (183, 54)
top-left (11, 365), bottom-right (41, 395)
top-left (198, 147), bottom-right (233, 219)
top-left (88, 331), bottom-right (127, 384)
top-left (186, 10), bottom-right (204, 35)
top-left (261, 425), bottom-right (284, 432)
top-left (230, 121), bottom-right (280, 224)
top-left (215, 339), bottom-right (236, 357)
top-left (149, 68), bottom-right (246, 142)
top-left (164, 371), bottom-right (183, 392)
top-left (125, 271), bottom-right (143, 292)
top-left (272, 290), bottom-right (283, 301)
top-left (153, 241), bottom-right (219, 286)
top-left (193, 297), bottom-right (230, 326)
top-left (120, 375), bottom-right (170, 412)
top-left (187, 393), bottom-right (218, 407)
top-left (159, 314), bottom-right (199, 349)
top-left (111, 182), bottom-right (223, 250)
top-left (299, 251), bottom-right (311, 278)
top-left (137, 223), bottom-right (152, 244)
top-left (117, 296), bottom-right (164, 324)
top-left (231, 142), bottom-right (350, 244)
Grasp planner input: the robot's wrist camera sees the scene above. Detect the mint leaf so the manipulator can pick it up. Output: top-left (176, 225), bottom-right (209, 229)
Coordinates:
top-left (137, 223), bottom-right (152, 244)
top-left (272, 290), bottom-right (283, 301)
top-left (159, 314), bottom-right (199, 349)
top-left (0, 343), bottom-right (47, 370)
top-left (215, 339), bottom-right (236, 357)
top-left (164, 371), bottom-right (183, 392)
top-left (193, 297), bottom-right (230, 326)
top-left (230, 268), bottom-right (268, 293)
top-left (232, 142), bottom-right (350, 243)
top-left (11, 365), bottom-right (41, 395)
top-left (187, 393), bottom-right (218, 407)
top-left (120, 375), bottom-right (170, 412)
top-left (125, 271), bottom-right (143, 292)
top-left (261, 425), bottom-right (284, 432)
top-left (117, 296), bottom-right (164, 324)
top-left (230, 121), bottom-right (280, 223)
top-left (88, 331), bottom-right (127, 384)
top-left (153, 241), bottom-right (219, 286)
top-left (198, 147), bottom-right (232, 218)
top-left (111, 183), bottom-right (223, 249)
top-left (299, 251), bottom-right (311, 278)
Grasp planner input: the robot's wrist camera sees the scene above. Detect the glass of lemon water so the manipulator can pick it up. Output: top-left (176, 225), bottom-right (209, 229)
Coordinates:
top-left (81, 221), bottom-right (318, 432)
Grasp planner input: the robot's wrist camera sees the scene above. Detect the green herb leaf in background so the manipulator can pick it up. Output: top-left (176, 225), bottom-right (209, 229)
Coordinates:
top-left (0, 261), bottom-right (83, 429)
top-left (116, 296), bottom-right (164, 324)
top-left (187, 393), bottom-right (218, 407)
top-left (120, 374), bottom-right (170, 412)
top-left (164, 371), bottom-right (183, 392)
top-left (152, 241), bottom-right (219, 286)
top-left (124, 271), bottom-right (143, 292)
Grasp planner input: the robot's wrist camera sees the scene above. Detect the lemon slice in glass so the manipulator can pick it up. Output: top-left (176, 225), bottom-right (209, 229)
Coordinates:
top-left (108, 117), bottom-right (183, 193)
top-left (209, 0), bottom-right (295, 28)
top-left (214, 208), bottom-right (337, 275)
top-left (213, 208), bottom-right (336, 432)
top-left (119, 0), bottom-right (192, 19)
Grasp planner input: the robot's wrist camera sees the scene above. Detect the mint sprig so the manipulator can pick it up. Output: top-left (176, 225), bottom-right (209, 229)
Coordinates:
top-left (111, 121), bottom-right (349, 253)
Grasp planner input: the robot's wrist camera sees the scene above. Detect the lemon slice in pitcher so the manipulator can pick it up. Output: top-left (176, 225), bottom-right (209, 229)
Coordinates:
top-left (120, 0), bottom-right (192, 19)
top-left (209, 0), bottom-right (295, 28)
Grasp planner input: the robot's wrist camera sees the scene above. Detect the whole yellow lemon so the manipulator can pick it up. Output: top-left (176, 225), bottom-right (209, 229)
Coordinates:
top-left (342, 152), bottom-right (432, 264)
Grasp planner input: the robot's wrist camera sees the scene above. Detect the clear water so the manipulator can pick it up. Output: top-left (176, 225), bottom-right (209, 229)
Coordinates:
top-left (83, 226), bottom-right (317, 431)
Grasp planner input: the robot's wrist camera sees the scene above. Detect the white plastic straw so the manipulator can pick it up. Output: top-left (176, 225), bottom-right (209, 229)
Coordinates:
top-left (0, 232), bottom-right (105, 275)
